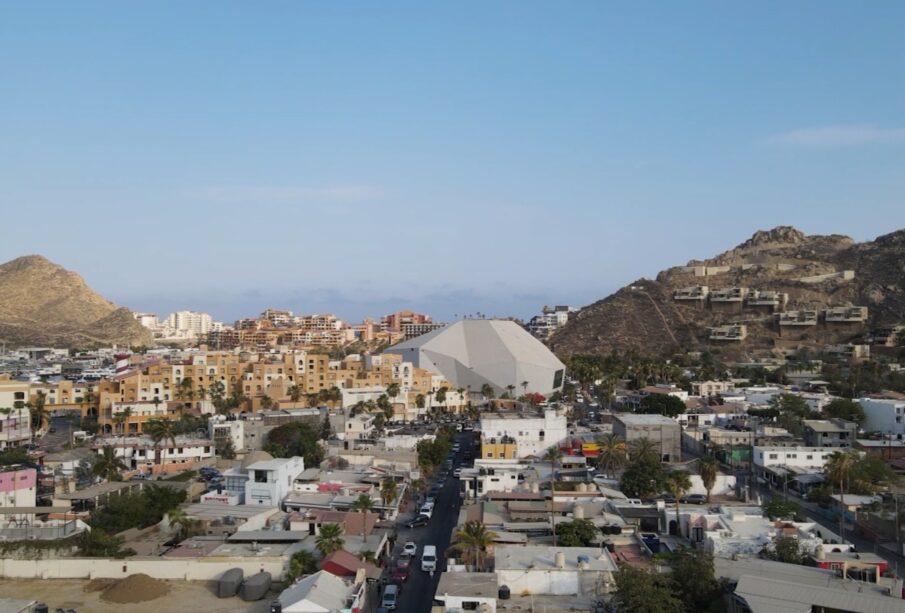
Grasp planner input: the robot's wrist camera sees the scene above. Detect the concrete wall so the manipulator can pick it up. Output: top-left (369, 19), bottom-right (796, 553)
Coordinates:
top-left (0, 556), bottom-right (286, 581)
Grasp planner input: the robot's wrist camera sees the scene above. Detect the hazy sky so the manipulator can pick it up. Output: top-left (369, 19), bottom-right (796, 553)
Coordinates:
top-left (2, 2), bottom-right (905, 323)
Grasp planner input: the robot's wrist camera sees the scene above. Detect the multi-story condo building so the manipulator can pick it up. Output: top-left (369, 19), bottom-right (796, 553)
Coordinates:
top-left (480, 409), bottom-right (568, 459)
top-left (0, 407), bottom-right (32, 450)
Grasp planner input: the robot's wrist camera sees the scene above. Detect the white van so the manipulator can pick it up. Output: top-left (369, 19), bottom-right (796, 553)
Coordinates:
top-left (381, 584), bottom-right (399, 610)
top-left (421, 545), bottom-right (437, 572)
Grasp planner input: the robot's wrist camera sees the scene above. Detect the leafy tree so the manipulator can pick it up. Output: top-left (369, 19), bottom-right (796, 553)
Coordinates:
top-left (450, 520), bottom-right (497, 571)
top-left (555, 519), bottom-right (598, 547)
top-left (287, 550), bottom-right (318, 582)
top-left (88, 485), bottom-right (186, 534)
top-left (320, 413), bottom-right (333, 440)
top-left (92, 446), bottom-right (127, 482)
top-left (288, 384), bottom-right (302, 404)
top-left (822, 398), bottom-right (865, 424)
top-left (263, 422), bottom-right (325, 467)
top-left (669, 549), bottom-right (726, 612)
top-left (145, 418), bottom-right (178, 464)
top-left (216, 436), bottom-right (237, 460)
top-left (480, 383), bottom-right (495, 400)
top-left (620, 453), bottom-right (665, 499)
top-left (761, 535), bottom-right (803, 565)
top-left (435, 386), bottom-right (448, 412)
top-left (628, 437), bottom-right (659, 462)
top-left (415, 394), bottom-right (426, 410)
top-left (315, 522), bottom-right (345, 556)
top-left (639, 394), bottom-right (686, 418)
top-left (612, 565), bottom-right (683, 613)
top-left (698, 456), bottom-right (719, 502)
top-left (77, 528), bottom-right (134, 558)
top-left (386, 383), bottom-right (400, 402)
top-left (762, 497), bottom-right (803, 521)
top-left (0, 447), bottom-right (30, 467)
top-left (26, 391), bottom-right (48, 431)
top-left (849, 453), bottom-right (900, 494)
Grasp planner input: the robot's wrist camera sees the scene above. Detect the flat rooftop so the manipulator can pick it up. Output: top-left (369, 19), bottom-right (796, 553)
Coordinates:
top-left (436, 572), bottom-right (499, 599)
top-left (494, 545), bottom-right (617, 572)
top-left (614, 413), bottom-right (678, 426)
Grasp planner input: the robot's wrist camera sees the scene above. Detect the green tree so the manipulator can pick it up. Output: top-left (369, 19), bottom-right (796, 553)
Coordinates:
top-left (386, 383), bottom-right (400, 403)
top-left (260, 395), bottom-right (274, 410)
top-left (315, 522), bottom-right (345, 556)
top-left (595, 433), bottom-right (627, 477)
top-left (320, 413), bottom-right (333, 440)
top-left (543, 445), bottom-right (563, 545)
top-left (435, 386), bottom-right (448, 413)
top-left (762, 497), bottom-right (803, 521)
top-left (849, 453), bottom-right (900, 494)
top-left (822, 398), bottom-right (865, 424)
top-left (380, 478), bottom-right (398, 507)
top-left (415, 394), bottom-right (426, 410)
top-left (287, 550), bottom-right (318, 581)
top-left (288, 384), bottom-right (302, 404)
top-left (612, 565), bottom-right (683, 613)
top-left (216, 436), bottom-right (237, 460)
top-left (639, 394), bottom-right (686, 418)
top-left (669, 549), bottom-right (726, 612)
top-left (698, 456), bottom-right (719, 503)
top-left (78, 528), bottom-right (134, 558)
top-left (620, 453), bottom-right (665, 499)
top-left (26, 391), bottom-right (48, 431)
top-left (450, 520), bottom-right (497, 571)
top-left (761, 535), bottom-right (803, 564)
top-left (555, 519), bottom-right (598, 547)
top-left (480, 383), bottom-right (495, 400)
top-left (92, 446), bottom-right (128, 482)
top-left (628, 437), bottom-right (660, 462)
top-left (263, 422), bottom-right (325, 467)
top-left (664, 470), bottom-right (692, 537)
top-left (145, 418), bottom-right (178, 465)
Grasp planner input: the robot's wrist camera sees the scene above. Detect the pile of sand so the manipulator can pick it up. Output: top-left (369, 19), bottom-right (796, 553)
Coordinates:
top-left (99, 573), bottom-right (171, 604)
top-left (84, 578), bottom-right (116, 592)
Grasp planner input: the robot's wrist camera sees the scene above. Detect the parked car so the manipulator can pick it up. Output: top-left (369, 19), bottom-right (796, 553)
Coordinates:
top-left (402, 541), bottom-right (417, 556)
top-left (406, 515), bottom-right (430, 528)
top-left (680, 494), bottom-right (707, 505)
top-left (657, 494), bottom-right (677, 503)
top-left (391, 563), bottom-right (411, 583)
top-left (453, 468), bottom-right (462, 478)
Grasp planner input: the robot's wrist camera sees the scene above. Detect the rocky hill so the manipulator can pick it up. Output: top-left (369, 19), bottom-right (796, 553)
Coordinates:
top-left (550, 226), bottom-right (905, 359)
top-left (0, 255), bottom-right (152, 348)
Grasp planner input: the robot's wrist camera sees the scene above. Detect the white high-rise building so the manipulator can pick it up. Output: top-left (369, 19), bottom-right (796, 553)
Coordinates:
top-left (166, 311), bottom-right (213, 337)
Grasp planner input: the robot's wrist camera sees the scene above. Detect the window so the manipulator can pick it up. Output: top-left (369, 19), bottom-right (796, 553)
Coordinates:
top-left (768, 453), bottom-right (778, 460)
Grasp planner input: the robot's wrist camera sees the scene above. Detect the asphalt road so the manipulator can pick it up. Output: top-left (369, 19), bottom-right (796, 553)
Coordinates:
top-left (381, 432), bottom-right (473, 613)
top-left (38, 414), bottom-right (74, 453)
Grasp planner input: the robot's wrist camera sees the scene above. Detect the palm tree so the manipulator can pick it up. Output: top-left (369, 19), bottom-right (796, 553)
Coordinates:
top-left (306, 392), bottom-right (320, 408)
top-left (380, 478), bottom-right (398, 508)
top-left (698, 456), bottom-right (719, 503)
top-left (92, 446), bottom-right (127, 482)
top-left (543, 445), bottom-right (563, 546)
top-left (450, 520), bottom-right (497, 571)
top-left (260, 395), bottom-right (274, 410)
top-left (595, 433), bottom-right (627, 477)
top-left (825, 449), bottom-right (858, 543)
top-left (288, 384), bottom-right (302, 404)
top-left (521, 381), bottom-right (529, 396)
top-left (505, 384), bottom-right (516, 398)
top-left (287, 550), bottom-right (319, 581)
top-left (351, 494), bottom-right (375, 544)
top-left (167, 505), bottom-right (188, 536)
top-left (27, 391), bottom-right (48, 433)
top-left (664, 469), bottom-right (692, 537)
top-left (435, 387), bottom-right (448, 413)
top-left (315, 522), bottom-right (345, 556)
top-left (628, 437), bottom-right (659, 462)
top-left (359, 550), bottom-right (377, 565)
top-left (480, 383), bottom-right (495, 400)
top-left (327, 386), bottom-right (343, 408)
top-left (386, 383), bottom-right (400, 403)
top-left (415, 394), bottom-right (426, 411)
top-left (145, 418), bottom-right (178, 465)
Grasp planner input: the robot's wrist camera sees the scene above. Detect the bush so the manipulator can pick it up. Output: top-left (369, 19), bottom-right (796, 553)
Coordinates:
top-left (88, 485), bottom-right (186, 534)
top-left (263, 423), bottom-right (325, 467)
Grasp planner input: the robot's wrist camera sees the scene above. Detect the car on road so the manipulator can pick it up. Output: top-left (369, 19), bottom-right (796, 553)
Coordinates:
top-left (421, 545), bottom-right (438, 572)
top-left (680, 494), bottom-right (707, 505)
top-left (657, 494), bottom-right (677, 503)
top-left (391, 562), bottom-right (411, 583)
top-left (381, 584), bottom-right (399, 610)
top-left (402, 541), bottom-right (417, 556)
top-left (436, 478), bottom-right (446, 487)
top-left (406, 514), bottom-right (430, 528)
top-left (453, 468), bottom-right (462, 478)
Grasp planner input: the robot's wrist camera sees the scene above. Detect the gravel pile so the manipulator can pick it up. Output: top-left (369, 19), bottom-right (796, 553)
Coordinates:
top-left (100, 574), bottom-right (171, 603)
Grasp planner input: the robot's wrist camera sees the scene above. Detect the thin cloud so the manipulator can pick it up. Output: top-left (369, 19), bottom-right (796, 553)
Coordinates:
top-left (198, 185), bottom-right (382, 205)
top-left (769, 124), bottom-right (905, 147)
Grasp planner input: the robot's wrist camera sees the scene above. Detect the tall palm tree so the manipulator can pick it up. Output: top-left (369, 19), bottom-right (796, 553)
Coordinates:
top-left (27, 391), bottom-right (48, 433)
top-left (415, 394), bottom-right (426, 411)
top-left (288, 384), bottom-right (302, 404)
top-left (351, 494), bottom-right (375, 544)
top-left (327, 386), bottom-right (343, 408)
top-left (698, 456), bottom-right (719, 503)
top-left (664, 469), bottom-right (692, 537)
top-left (543, 445), bottom-right (563, 546)
top-left (450, 520), bottom-right (497, 571)
top-left (386, 383), bottom-right (400, 403)
top-left (92, 446), bottom-right (127, 482)
top-left (595, 433), bottom-right (627, 477)
top-left (287, 550), bottom-right (318, 582)
top-left (481, 383), bottom-right (495, 400)
top-left (145, 418), bottom-right (178, 465)
top-left (505, 384), bottom-right (516, 398)
top-left (628, 437), bottom-right (659, 462)
top-left (306, 392), bottom-right (320, 408)
top-left (521, 381), bottom-right (529, 396)
top-left (825, 449), bottom-right (858, 543)
top-left (435, 387), bottom-right (448, 414)
top-left (260, 395), bottom-right (274, 410)
top-left (380, 478), bottom-right (398, 508)
top-left (315, 522), bottom-right (345, 556)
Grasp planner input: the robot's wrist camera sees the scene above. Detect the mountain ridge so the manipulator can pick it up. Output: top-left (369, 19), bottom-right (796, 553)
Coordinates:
top-left (0, 255), bottom-right (152, 348)
top-left (550, 226), bottom-right (905, 358)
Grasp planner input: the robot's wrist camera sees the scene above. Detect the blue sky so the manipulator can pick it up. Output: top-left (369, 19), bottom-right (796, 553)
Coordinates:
top-left (2, 2), bottom-right (904, 323)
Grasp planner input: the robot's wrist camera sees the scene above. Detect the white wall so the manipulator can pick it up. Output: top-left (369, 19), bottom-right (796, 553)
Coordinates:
top-left (0, 556), bottom-right (286, 581)
top-left (686, 474), bottom-right (736, 497)
top-left (859, 398), bottom-right (905, 435)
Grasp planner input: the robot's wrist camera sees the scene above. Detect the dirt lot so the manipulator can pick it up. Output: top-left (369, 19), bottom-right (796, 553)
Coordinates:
top-left (0, 578), bottom-right (280, 613)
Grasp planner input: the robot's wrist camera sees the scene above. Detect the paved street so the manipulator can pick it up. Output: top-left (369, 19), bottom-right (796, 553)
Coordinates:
top-left (37, 414), bottom-right (74, 453)
top-left (380, 431), bottom-right (473, 612)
